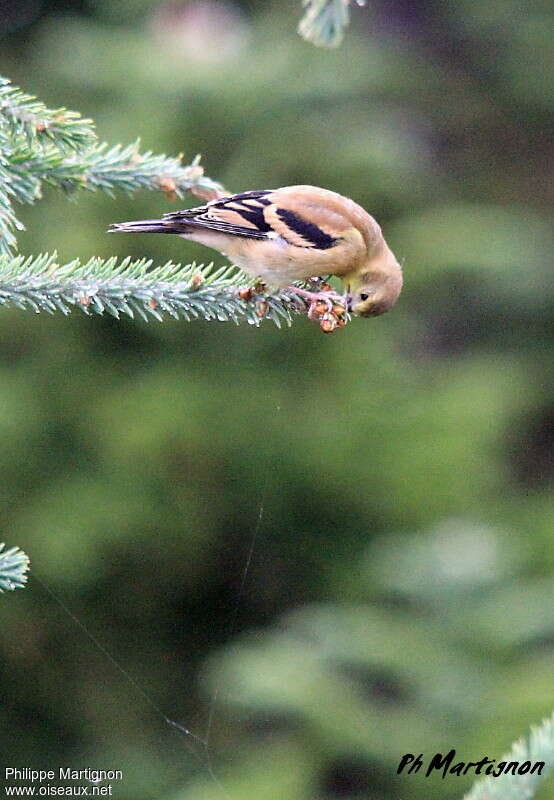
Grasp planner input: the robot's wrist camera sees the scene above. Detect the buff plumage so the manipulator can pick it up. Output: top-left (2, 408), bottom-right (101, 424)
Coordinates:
top-left (109, 185), bottom-right (403, 318)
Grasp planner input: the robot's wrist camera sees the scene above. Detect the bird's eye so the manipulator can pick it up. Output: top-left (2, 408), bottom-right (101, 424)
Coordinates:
top-left (360, 293), bottom-right (369, 301)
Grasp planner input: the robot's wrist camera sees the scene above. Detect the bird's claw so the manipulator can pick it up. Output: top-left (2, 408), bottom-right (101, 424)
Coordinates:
top-left (288, 286), bottom-right (348, 332)
top-left (238, 282), bottom-right (349, 333)
top-left (307, 293), bottom-right (336, 319)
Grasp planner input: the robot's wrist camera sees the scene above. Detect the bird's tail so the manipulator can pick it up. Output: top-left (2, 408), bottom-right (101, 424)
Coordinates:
top-left (108, 219), bottom-right (178, 234)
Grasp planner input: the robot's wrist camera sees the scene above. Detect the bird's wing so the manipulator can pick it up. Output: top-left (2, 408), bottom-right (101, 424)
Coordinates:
top-left (163, 188), bottom-right (345, 250)
top-left (162, 190), bottom-right (275, 240)
top-left (268, 185), bottom-right (376, 249)
top-left (262, 191), bottom-right (347, 250)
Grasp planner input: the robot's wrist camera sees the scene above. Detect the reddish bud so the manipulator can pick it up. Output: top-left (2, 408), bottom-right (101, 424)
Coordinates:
top-left (314, 301), bottom-right (328, 316)
top-left (159, 176), bottom-right (178, 199)
top-left (320, 317), bottom-right (337, 333)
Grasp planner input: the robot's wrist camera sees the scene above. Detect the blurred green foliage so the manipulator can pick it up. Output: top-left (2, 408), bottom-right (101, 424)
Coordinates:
top-left (0, 1), bottom-right (553, 799)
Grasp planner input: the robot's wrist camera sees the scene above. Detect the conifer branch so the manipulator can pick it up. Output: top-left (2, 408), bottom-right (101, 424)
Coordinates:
top-left (0, 183), bottom-right (23, 252)
top-left (0, 139), bottom-right (225, 256)
top-left (298, 0), bottom-right (366, 48)
top-left (0, 75), bottom-right (225, 256)
top-left (464, 712), bottom-right (554, 800)
top-left (0, 76), bottom-right (95, 152)
top-left (5, 144), bottom-right (225, 202)
top-left (0, 543), bottom-right (30, 592)
top-left (0, 253), bottom-right (314, 328)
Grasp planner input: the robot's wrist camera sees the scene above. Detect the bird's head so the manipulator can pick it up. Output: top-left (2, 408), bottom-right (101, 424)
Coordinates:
top-left (345, 245), bottom-right (403, 318)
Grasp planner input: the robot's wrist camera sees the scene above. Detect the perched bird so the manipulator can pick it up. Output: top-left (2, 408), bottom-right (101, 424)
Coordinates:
top-left (109, 185), bottom-right (402, 318)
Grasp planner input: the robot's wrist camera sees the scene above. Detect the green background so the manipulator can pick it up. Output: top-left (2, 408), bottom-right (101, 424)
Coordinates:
top-left (1, 1), bottom-right (553, 798)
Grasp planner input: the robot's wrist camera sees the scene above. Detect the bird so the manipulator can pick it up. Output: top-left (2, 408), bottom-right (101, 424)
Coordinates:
top-left (109, 185), bottom-right (403, 318)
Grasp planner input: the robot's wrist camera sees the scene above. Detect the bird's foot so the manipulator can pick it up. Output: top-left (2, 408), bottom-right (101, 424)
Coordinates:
top-left (288, 285), bottom-right (344, 317)
top-left (287, 284), bottom-right (348, 332)
top-left (238, 281), bottom-right (349, 332)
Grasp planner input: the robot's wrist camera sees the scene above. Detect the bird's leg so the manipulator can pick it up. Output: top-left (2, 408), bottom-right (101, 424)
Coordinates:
top-left (287, 285), bottom-right (345, 319)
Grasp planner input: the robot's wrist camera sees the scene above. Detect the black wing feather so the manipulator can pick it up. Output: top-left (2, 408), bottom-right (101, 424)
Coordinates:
top-left (161, 190), bottom-right (274, 240)
top-left (276, 208), bottom-right (337, 250)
